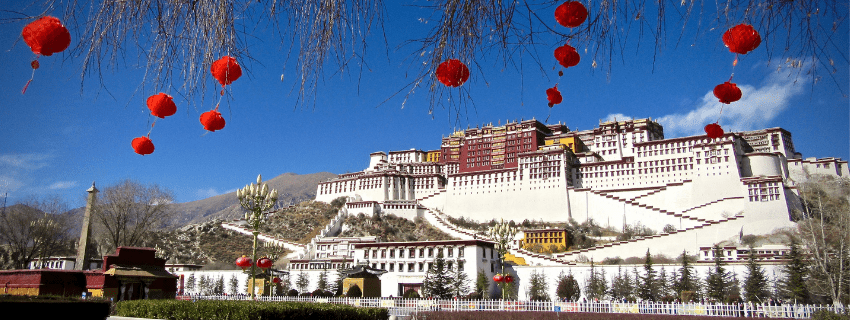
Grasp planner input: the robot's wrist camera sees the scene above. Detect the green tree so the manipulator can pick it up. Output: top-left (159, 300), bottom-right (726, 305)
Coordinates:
top-left (585, 262), bottom-right (608, 301)
top-left (657, 266), bottom-right (672, 301)
top-left (317, 270), bottom-right (329, 292)
top-left (229, 274), bottom-right (239, 295)
top-left (422, 250), bottom-right (454, 298)
top-left (296, 272), bottom-right (310, 293)
top-left (527, 269), bottom-right (550, 301)
top-left (556, 270), bottom-right (581, 301)
top-left (214, 276), bottom-right (225, 294)
top-left (781, 239), bottom-right (811, 303)
top-left (637, 249), bottom-right (658, 301)
top-left (743, 249), bottom-right (770, 303)
top-left (185, 273), bottom-right (196, 293)
top-left (610, 266), bottom-right (634, 301)
top-left (673, 250), bottom-right (698, 301)
top-left (451, 262), bottom-right (470, 297)
top-left (475, 269), bottom-right (490, 298)
top-left (727, 272), bottom-right (742, 302)
top-left (705, 245), bottom-right (730, 302)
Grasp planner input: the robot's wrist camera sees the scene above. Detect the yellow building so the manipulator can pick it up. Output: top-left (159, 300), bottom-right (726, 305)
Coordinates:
top-left (426, 150), bottom-right (441, 162)
top-left (521, 228), bottom-right (571, 252)
top-left (544, 136), bottom-right (586, 154)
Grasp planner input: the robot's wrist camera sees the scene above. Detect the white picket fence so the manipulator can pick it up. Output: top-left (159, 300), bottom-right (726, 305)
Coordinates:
top-left (182, 295), bottom-right (845, 319)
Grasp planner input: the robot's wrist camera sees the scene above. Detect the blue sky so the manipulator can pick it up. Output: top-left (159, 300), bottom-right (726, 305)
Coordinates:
top-left (1, 1), bottom-right (847, 208)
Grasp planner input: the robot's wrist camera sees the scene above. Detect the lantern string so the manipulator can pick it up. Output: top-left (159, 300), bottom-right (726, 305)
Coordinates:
top-left (147, 121), bottom-right (156, 137)
top-left (717, 104), bottom-right (724, 123)
top-left (21, 68), bottom-right (36, 95)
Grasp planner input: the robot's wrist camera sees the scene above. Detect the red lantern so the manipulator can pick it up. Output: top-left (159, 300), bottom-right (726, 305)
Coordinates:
top-left (493, 274), bottom-right (503, 282)
top-left (713, 81), bottom-right (742, 104)
top-left (22, 16), bottom-right (71, 56)
top-left (131, 136), bottom-right (155, 155)
top-left (504, 275), bottom-right (514, 283)
top-left (435, 59), bottom-right (470, 87)
top-left (555, 1), bottom-right (588, 28)
top-left (704, 123), bottom-right (725, 139)
top-left (272, 277), bottom-right (282, 284)
top-left (554, 44), bottom-right (580, 68)
top-left (546, 85), bottom-right (562, 107)
top-left (235, 255), bottom-right (253, 269)
top-left (722, 24), bottom-right (761, 55)
top-left (146, 93), bottom-right (177, 118)
top-left (257, 257), bottom-right (273, 269)
top-left (210, 56), bottom-right (242, 87)
top-left (200, 109), bottom-right (226, 132)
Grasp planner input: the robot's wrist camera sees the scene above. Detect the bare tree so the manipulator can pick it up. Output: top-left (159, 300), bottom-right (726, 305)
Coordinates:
top-left (93, 180), bottom-right (175, 253)
top-left (5, 0), bottom-right (845, 114)
top-left (0, 196), bottom-right (74, 269)
top-left (795, 175), bottom-right (850, 305)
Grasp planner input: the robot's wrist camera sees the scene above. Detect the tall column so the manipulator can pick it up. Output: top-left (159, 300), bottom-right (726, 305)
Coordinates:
top-left (75, 182), bottom-right (98, 271)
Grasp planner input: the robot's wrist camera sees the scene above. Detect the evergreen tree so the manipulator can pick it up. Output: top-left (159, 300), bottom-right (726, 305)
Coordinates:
top-left (296, 272), bottom-right (310, 293)
top-left (451, 261), bottom-right (470, 297)
top-left (229, 274), bottom-right (239, 295)
top-left (658, 266), bottom-right (671, 301)
top-left (186, 273), bottom-right (196, 293)
top-left (475, 269), bottom-right (490, 298)
top-left (673, 250), bottom-right (698, 301)
top-left (637, 249), bottom-right (658, 301)
top-left (556, 270), bottom-right (581, 301)
top-left (705, 245), bottom-right (730, 302)
top-left (585, 262), bottom-right (608, 301)
top-left (422, 250), bottom-right (454, 298)
top-left (317, 270), bottom-right (329, 291)
top-left (727, 272), bottom-right (742, 302)
top-left (334, 264), bottom-right (347, 296)
top-left (743, 249), bottom-right (770, 303)
top-left (214, 276), bottom-right (225, 294)
top-left (610, 266), bottom-right (634, 301)
top-left (527, 269), bottom-right (550, 301)
top-left (781, 239), bottom-right (810, 303)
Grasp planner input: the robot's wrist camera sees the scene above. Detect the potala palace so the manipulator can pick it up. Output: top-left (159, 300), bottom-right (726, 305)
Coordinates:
top-left (174, 117), bottom-right (846, 299)
top-left (315, 117), bottom-right (847, 262)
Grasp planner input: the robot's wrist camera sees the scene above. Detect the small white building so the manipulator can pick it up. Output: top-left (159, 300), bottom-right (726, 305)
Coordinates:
top-left (353, 239), bottom-right (500, 297)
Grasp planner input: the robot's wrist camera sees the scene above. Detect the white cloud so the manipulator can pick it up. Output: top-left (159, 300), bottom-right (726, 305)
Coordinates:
top-left (196, 188), bottom-right (236, 199)
top-left (603, 113), bottom-right (634, 123)
top-left (604, 66), bottom-right (808, 138)
top-left (0, 153), bottom-right (52, 170)
top-left (0, 175), bottom-right (24, 192)
top-left (49, 181), bottom-right (78, 190)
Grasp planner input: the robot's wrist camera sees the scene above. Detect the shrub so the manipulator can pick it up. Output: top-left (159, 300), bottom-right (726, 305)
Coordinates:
top-left (404, 289), bottom-right (421, 299)
top-left (812, 310), bottom-right (850, 320)
top-left (0, 296), bottom-right (110, 319)
top-left (286, 289), bottom-right (299, 296)
top-left (116, 300), bottom-right (389, 320)
top-left (346, 285), bottom-right (363, 297)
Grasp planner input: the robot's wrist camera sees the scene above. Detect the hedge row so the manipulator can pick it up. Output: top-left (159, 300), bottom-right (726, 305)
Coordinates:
top-left (116, 299), bottom-right (389, 320)
top-left (0, 295), bottom-right (111, 319)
